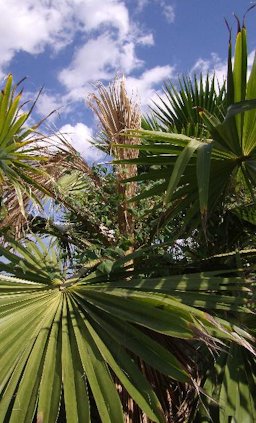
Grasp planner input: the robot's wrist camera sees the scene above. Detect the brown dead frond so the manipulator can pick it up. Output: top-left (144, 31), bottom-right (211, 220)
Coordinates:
top-left (88, 77), bottom-right (141, 242)
top-left (88, 76), bottom-right (141, 159)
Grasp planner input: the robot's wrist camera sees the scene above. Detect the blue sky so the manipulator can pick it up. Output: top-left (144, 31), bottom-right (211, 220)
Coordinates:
top-left (2, 0), bottom-right (255, 160)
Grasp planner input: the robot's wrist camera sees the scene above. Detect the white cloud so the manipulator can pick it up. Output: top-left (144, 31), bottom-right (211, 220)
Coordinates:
top-left (190, 53), bottom-right (227, 84)
top-left (0, 0), bottom-right (175, 118)
top-left (35, 92), bottom-right (66, 121)
top-left (58, 122), bottom-right (105, 162)
top-left (135, 0), bottom-right (175, 23)
top-left (161, 3), bottom-right (175, 23)
top-left (248, 50), bottom-right (256, 70)
top-left (120, 42), bottom-right (143, 73)
top-left (59, 33), bottom-right (143, 99)
top-left (190, 50), bottom-right (256, 86)
top-left (59, 34), bottom-right (117, 90)
top-left (0, 0), bottom-right (133, 76)
top-left (0, 0), bottom-right (73, 76)
top-left (74, 0), bottom-right (130, 38)
top-left (136, 0), bottom-right (148, 10)
top-left (137, 33), bottom-right (155, 46)
top-left (126, 65), bottom-right (175, 107)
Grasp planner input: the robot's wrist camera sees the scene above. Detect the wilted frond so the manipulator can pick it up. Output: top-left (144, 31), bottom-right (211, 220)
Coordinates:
top-left (88, 77), bottom-right (141, 240)
top-left (88, 76), bottom-right (141, 159)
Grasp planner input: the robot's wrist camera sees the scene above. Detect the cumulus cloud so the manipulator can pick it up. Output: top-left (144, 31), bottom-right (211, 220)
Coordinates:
top-left (0, 0), bottom-right (73, 76)
top-left (248, 50), bottom-right (256, 70)
top-left (0, 0), bottom-right (135, 75)
top-left (75, 0), bottom-right (130, 38)
top-left (136, 0), bottom-right (148, 10)
top-left (59, 34), bottom-right (119, 91)
top-left (35, 92), bottom-right (66, 121)
top-left (1, 0), bottom-right (174, 120)
top-left (58, 32), bottom-right (143, 100)
top-left (161, 3), bottom-right (175, 23)
top-left (58, 122), bottom-right (105, 162)
top-left (137, 33), bottom-right (155, 46)
top-left (126, 65), bottom-right (175, 107)
top-left (48, 0), bottom-right (155, 103)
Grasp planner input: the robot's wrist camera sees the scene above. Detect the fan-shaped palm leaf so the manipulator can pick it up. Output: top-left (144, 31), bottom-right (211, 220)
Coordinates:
top-left (146, 73), bottom-right (226, 137)
top-left (0, 239), bottom-right (254, 423)
top-left (116, 20), bottom-right (256, 236)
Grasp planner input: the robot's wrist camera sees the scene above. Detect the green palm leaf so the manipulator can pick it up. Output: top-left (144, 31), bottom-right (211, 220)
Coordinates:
top-left (198, 344), bottom-right (256, 423)
top-left (0, 239), bottom-right (254, 422)
top-left (148, 74), bottom-right (226, 137)
top-left (118, 20), bottom-right (256, 234)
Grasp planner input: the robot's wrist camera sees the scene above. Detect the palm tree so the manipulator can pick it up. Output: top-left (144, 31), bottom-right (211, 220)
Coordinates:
top-left (88, 78), bottom-right (141, 254)
top-left (118, 17), bottom-right (256, 422)
top-left (0, 18), bottom-right (256, 423)
top-left (122, 18), bottom-right (256, 240)
top-left (0, 77), bottom-right (114, 246)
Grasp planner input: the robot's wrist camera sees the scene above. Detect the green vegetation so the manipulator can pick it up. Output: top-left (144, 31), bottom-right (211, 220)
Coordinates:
top-left (0, 17), bottom-right (256, 423)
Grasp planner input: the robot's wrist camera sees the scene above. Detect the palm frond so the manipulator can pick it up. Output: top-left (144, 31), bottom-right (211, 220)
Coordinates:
top-left (119, 21), bottom-right (256, 236)
top-left (0, 240), bottom-right (254, 422)
top-left (147, 74), bottom-right (226, 137)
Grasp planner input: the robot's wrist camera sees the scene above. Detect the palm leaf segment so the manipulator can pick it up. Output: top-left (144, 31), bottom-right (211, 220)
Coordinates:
top-left (0, 75), bottom-right (58, 235)
top-left (146, 73), bottom-right (226, 137)
top-left (199, 343), bottom-right (256, 422)
top-left (197, 260), bottom-right (256, 422)
top-left (0, 239), bottom-right (254, 423)
top-left (119, 22), bottom-right (256, 234)
top-left (0, 75), bottom-right (52, 194)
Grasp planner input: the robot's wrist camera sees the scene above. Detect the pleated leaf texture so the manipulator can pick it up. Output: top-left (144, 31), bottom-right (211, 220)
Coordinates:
top-left (1, 238), bottom-right (255, 423)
